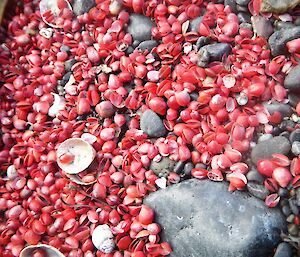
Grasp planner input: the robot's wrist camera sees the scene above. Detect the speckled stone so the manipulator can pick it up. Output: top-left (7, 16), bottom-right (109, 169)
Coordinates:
top-left (145, 179), bottom-right (286, 257)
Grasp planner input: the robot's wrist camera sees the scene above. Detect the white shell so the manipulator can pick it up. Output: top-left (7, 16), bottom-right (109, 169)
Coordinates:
top-left (48, 93), bottom-right (65, 117)
top-left (92, 224), bottom-right (115, 253)
top-left (7, 165), bottom-right (18, 180)
top-left (20, 244), bottom-right (64, 257)
top-left (57, 138), bottom-right (96, 174)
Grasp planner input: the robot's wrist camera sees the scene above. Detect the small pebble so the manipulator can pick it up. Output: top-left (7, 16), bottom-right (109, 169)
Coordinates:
top-left (73, 0), bottom-right (96, 15)
top-left (198, 43), bottom-right (231, 67)
top-left (289, 199), bottom-right (299, 215)
top-left (296, 188), bottom-right (300, 206)
top-left (174, 161), bottom-right (185, 174)
top-left (183, 162), bottom-right (194, 177)
top-left (288, 223), bottom-right (298, 236)
top-left (127, 14), bottom-right (154, 42)
top-left (291, 141), bottom-right (300, 156)
top-left (236, 4), bottom-right (248, 12)
top-left (289, 129), bottom-right (300, 143)
top-left (60, 45), bottom-right (70, 52)
top-left (196, 36), bottom-right (210, 50)
top-left (238, 13), bottom-right (251, 23)
top-left (195, 163), bottom-right (207, 169)
top-left (246, 170), bottom-right (265, 184)
top-left (258, 134), bottom-right (273, 143)
top-left (65, 59), bottom-right (76, 72)
top-left (236, 0), bottom-right (250, 6)
top-left (279, 131), bottom-right (290, 139)
top-left (279, 120), bottom-right (295, 132)
top-left (224, 0), bottom-right (237, 13)
top-left (140, 109), bottom-right (167, 138)
top-left (278, 188), bottom-right (289, 198)
top-left (136, 40), bottom-right (158, 52)
top-left (150, 157), bottom-right (176, 176)
top-left (286, 214), bottom-right (295, 223)
top-left (274, 242), bottom-right (293, 257)
top-left (281, 205), bottom-right (292, 217)
top-left (288, 93), bottom-right (300, 107)
top-left (263, 101), bottom-right (292, 117)
top-left (246, 182), bottom-right (269, 200)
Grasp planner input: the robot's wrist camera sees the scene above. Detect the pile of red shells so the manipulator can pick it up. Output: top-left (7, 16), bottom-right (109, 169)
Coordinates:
top-left (1, 0), bottom-right (300, 256)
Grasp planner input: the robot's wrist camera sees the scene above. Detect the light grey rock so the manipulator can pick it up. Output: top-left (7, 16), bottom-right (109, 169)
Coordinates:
top-left (275, 21), bottom-right (296, 31)
top-left (251, 136), bottom-right (291, 164)
top-left (291, 141), bottom-right (300, 156)
top-left (258, 134), bottom-right (273, 143)
top-left (263, 101), bottom-right (292, 117)
top-left (127, 14), bottom-right (154, 42)
top-left (140, 110), bottom-right (166, 138)
top-left (247, 182), bottom-right (269, 200)
top-left (73, 0), bottom-right (95, 15)
top-left (145, 179), bottom-right (286, 257)
top-left (149, 157), bottom-right (176, 176)
top-left (238, 13), bottom-right (251, 23)
top-left (284, 64), bottom-right (300, 92)
top-left (261, 0), bottom-right (300, 13)
top-left (65, 59), bottom-right (76, 72)
top-left (274, 242), bottom-right (293, 257)
top-left (136, 40), bottom-right (158, 52)
top-left (251, 16), bottom-right (273, 39)
top-left (288, 93), bottom-right (300, 107)
top-left (189, 16), bottom-right (203, 32)
top-left (269, 27), bottom-right (300, 56)
top-left (289, 128), bottom-right (300, 143)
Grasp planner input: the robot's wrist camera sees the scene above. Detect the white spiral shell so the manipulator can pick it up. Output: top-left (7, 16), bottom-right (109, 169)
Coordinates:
top-left (92, 224), bottom-right (115, 253)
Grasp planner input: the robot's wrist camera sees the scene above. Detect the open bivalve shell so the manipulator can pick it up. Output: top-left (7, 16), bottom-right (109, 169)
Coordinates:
top-left (20, 244), bottom-right (65, 257)
top-left (57, 138), bottom-right (96, 174)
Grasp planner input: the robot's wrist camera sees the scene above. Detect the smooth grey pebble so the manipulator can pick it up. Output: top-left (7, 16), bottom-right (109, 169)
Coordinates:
top-left (274, 242), bottom-right (293, 257)
top-left (183, 162), bottom-right (194, 177)
top-left (292, 141), bottom-right (300, 156)
top-left (282, 205), bottom-right (292, 216)
top-left (174, 161), bottom-right (185, 174)
top-left (189, 16), bottom-right (203, 32)
top-left (289, 129), bottom-right (300, 143)
top-left (127, 14), bottom-right (154, 42)
top-left (136, 40), bottom-right (158, 52)
top-left (284, 64), bottom-right (300, 92)
top-left (140, 109), bottom-right (167, 138)
top-left (73, 0), bottom-right (95, 15)
top-left (238, 12), bottom-right (251, 23)
top-left (246, 170), bottom-right (265, 184)
top-left (65, 59), bottom-right (76, 72)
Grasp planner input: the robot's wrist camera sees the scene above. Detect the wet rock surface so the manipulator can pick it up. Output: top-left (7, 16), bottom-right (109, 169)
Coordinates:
top-left (145, 179), bottom-right (286, 257)
top-left (72, 0), bottom-right (96, 15)
top-left (251, 136), bottom-right (291, 163)
top-left (127, 14), bottom-right (154, 42)
top-left (269, 27), bottom-right (300, 56)
top-left (140, 109), bottom-right (166, 138)
top-left (284, 64), bottom-right (300, 92)
top-left (261, 0), bottom-right (300, 13)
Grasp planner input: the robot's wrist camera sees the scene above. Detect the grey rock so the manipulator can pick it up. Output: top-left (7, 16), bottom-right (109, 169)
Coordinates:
top-left (289, 129), bottom-right (300, 143)
top-left (240, 22), bottom-right (252, 30)
top-left (269, 27), bottom-right (300, 56)
top-left (288, 93), bottom-right (300, 107)
top-left (73, 0), bottom-right (95, 15)
top-left (278, 188), bottom-right (289, 198)
top-left (140, 110), bottom-right (166, 138)
top-left (145, 179), bottom-right (286, 257)
top-left (127, 14), bottom-right (154, 42)
top-left (251, 136), bottom-right (291, 164)
top-left (238, 13), bottom-right (251, 23)
top-left (183, 162), bottom-right (194, 177)
top-left (288, 223), bottom-right (298, 235)
top-left (279, 131), bottom-right (290, 139)
top-left (60, 45), bottom-right (70, 52)
top-left (295, 17), bottom-right (300, 26)
top-left (274, 242), bottom-right (293, 257)
top-left (275, 21), bottom-right (296, 31)
top-left (247, 182), bottom-right (269, 200)
top-left (236, 4), bottom-right (249, 12)
top-left (189, 16), bottom-right (203, 32)
top-left (65, 59), bottom-right (76, 72)
top-left (261, 0), bottom-right (300, 13)
top-left (198, 43), bottom-right (231, 67)
top-left (251, 16), bottom-right (273, 39)
top-left (236, 0), bottom-right (250, 6)
top-left (190, 92), bottom-right (199, 101)
top-left (289, 198), bottom-right (299, 215)
top-left (174, 161), bottom-right (185, 174)
top-left (281, 205), bottom-right (292, 216)
top-left (149, 157), bottom-right (176, 176)
top-left (196, 36), bottom-right (210, 50)
top-left (292, 141), bottom-right (300, 156)
top-left (195, 163), bottom-right (207, 169)
top-left (136, 40), bottom-right (158, 52)
top-left (287, 214), bottom-right (295, 223)
top-left (284, 64), bottom-right (300, 92)
top-left (246, 170), bottom-right (265, 183)
top-left (296, 188), bottom-right (300, 206)
top-left (263, 101), bottom-right (292, 117)
top-left (258, 134), bottom-right (273, 143)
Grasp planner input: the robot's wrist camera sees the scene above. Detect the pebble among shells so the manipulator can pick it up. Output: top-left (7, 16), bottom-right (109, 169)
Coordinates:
top-left (92, 224), bottom-right (115, 253)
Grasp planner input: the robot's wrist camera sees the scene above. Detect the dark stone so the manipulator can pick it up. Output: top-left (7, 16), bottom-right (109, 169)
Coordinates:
top-left (149, 157), bottom-right (176, 176)
top-left (236, 4), bottom-right (249, 12)
top-left (258, 134), bottom-right (273, 142)
top-left (183, 162), bottom-right (194, 177)
top-left (251, 136), bottom-right (291, 164)
top-left (269, 27), bottom-right (300, 56)
top-left (278, 188), bottom-right (289, 198)
top-left (238, 12), bottom-right (251, 23)
top-left (73, 0), bottom-right (96, 15)
top-left (190, 92), bottom-right (199, 101)
top-left (279, 131), bottom-right (290, 139)
top-left (196, 36), bottom-right (210, 50)
top-left (127, 14), bottom-right (155, 42)
top-left (126, 46), bottom-right (135, 55)
top-left (198, 43), bottom-right (231, 67)
top-left (174, 161), bottom-right (185, 174)
top-left (263, 101), bottom-right (292, 117)
top-left (289, 198), bottom-right (299, 215)
top-left (284, 64), bottom-right (300, 92)
top-left (240, 22), bottom-right (252, 29)
top-left (247, 182), bottom-right (269, 200)
top-left (65, 59), bottom-right (76, 72)
top-left (261, 0), bottom-right (300, 13)
top-left (288, 93), bottom-right (300, 108)
top-left (140, 110), bottom-right (167, 138)
top-left (274, 242), bottom-right (293, 257)
top-left (289, 129), bottom-right (300, 143)
top-left (136, 40), bottom-right (158, 52)
top-left (236, 0), bottom-right (250, 6)
top-left (189, 16), bottom-right (203, 32)
top-left (224, 0), bottom-right (238, 13)
top-left (251, 16), bottom-right (273, 39)
top-left (246, 170), bottom-right (265, 183)
top-left (279, 120), bottom-right (296, 131)
top-left (61, 72), bottom-right (72, 86)
top-left (281, 205), bottom-right (292, 216)
top-left (145, 179), bottom-right (286, 257)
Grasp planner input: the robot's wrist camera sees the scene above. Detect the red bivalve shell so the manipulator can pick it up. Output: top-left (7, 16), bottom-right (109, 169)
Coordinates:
top-left (226, 172), bottom-right (247, 191)
top-left (256, 159), bottom-right (277, 177)
top-left (138, 205), bottom-right (154, 225)
top-left (272, 167), bottom-right (292, 188)
top-left (265, 193), bottom-right (280, 208)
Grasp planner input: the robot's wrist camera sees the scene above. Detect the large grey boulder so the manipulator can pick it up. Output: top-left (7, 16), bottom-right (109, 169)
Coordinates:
top-left (145, 179), bottom-right (286, 257)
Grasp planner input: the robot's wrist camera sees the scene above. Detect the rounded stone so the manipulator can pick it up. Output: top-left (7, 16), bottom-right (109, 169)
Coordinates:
top-left (73, 0), bottom-right (96, 15)
top-left (289, 129), bottom-right (300, 143)
top-left (149, 157), bottom-right (176, 176)
top-left (258, 134), bottom-right (273, 143)
top-left (65, 59), bottom-right (76, 72)
top-left (136, 40), bottom-right (158, 52)
top-left (236, 0), bottom-right (250, 6)
top-left (251, 16), bottom-right (273, 39)
top-left (284, 64), bottom-right (300, 92)
top-left (291, 141), bottom-right (300, 156)
top-left (183, 162), bottom-right (194, 177)
top-left (174, 161), bottom-right (185, 174)
top-left (288, 223), bottom-right (298, 236)
top-left (127, 14), bottom-right (155, 42)
top-left (263, 101), bottom-right (292, 117)
top-left (140, 109), bottom-right (167, 138)
top-left (246, 170), bottom-right (265, 183)
top-left (288, 93), bottom-right (300, 107)
top-left (274, 242), bottom-right (293, 257)
top-left (251, 136), bottom-right (291, 164)
top-left (188, 16), bottom-right (203, 32)
top-left (281, 205), bottom-right (292, 217)
top-left (238, 13), bottom-right (251, 23)
top-left (246, 182), bottom-right (269, 200)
